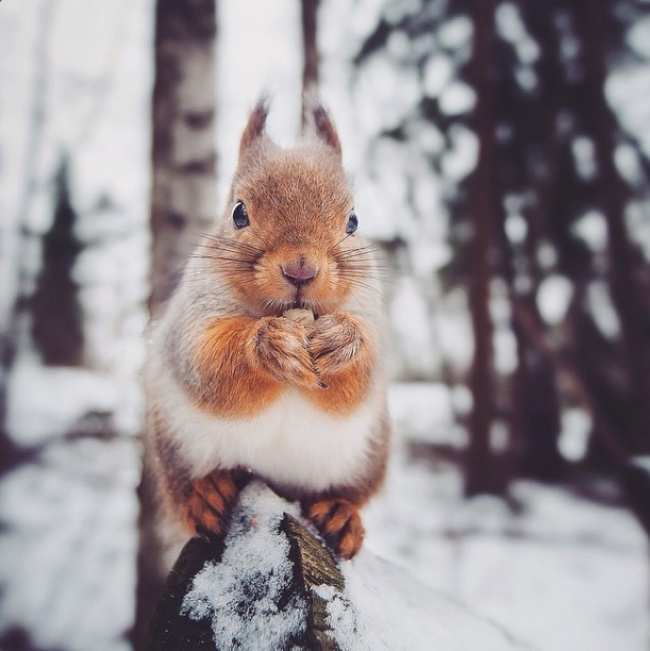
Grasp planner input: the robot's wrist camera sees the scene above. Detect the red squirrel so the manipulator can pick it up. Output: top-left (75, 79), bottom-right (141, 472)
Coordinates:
top-left (145, 99), bottom-right (389, 559)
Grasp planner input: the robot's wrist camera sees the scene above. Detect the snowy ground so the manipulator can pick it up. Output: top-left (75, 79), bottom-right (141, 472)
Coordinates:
top-left (365, 383), bottom-right (650, 651)
top-left (2, 1), bottom-right (649, 650)
top-left (182, 482), bottom-right (523, 651)
top-left (2, 377), bottom-right (646, 651)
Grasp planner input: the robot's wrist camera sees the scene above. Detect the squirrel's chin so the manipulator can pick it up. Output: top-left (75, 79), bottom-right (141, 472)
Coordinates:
top-left (253, 294), bottom-right (329, 318)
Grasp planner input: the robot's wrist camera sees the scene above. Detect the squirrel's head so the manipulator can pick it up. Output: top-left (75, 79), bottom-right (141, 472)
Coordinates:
top-left (202, 98), bottom-right (377, 316)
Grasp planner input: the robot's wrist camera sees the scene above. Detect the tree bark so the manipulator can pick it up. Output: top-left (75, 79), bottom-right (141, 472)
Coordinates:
top-left (149, 0), bottom-right (218, 311)
top-left (301, 0), bottom-right (320, 125)
top-left (134, 2), bottom-right (218, 648)
top-left (574, 1), bottom-right (650, 454)
top-left (147, 488), bottom-right (345, 651)
top-left (465, 0), bottom-right (503, 496)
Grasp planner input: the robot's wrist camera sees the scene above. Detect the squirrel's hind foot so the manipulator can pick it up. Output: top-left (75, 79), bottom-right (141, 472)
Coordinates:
top-left (182, 470), bottom-right (240, 539)
top-left (306, 498), bottom-right (365, 560)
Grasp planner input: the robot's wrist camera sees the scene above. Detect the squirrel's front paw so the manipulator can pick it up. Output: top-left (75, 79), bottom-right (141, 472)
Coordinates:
top-left (306, 498), bottom-right (365, 559)
top-left (308, 313), bottom-right (365, 377)
top-left (252, 317), bottom-right (321, 389)
top-left (181, 470), bottom-right (239, 539)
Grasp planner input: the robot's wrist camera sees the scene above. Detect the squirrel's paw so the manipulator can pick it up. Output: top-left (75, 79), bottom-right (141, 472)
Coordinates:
top-left (307, 498), bottom-right (365, 560)
top-left (253, 317), bottom-right (321, 389)
top-left (308, 313), bottom-right (364, 377)
top-left (182, 471), bottom-right (239, 539)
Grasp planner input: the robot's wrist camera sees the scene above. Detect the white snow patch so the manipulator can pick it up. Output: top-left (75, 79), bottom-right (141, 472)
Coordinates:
top-left (439, 81), bottom-right (477, 115)
top-left (321, 551), bottom-right (521, 651)
top-left (388, 382), bottom-right (464, 446)
top-left (587, 281), bottom-right (621, 340)
top-left (559, 408), bottom-right (592, 462)
top-left (182, 483), bottom-right (307, 650)
top-left (0, 438), bottom-right (140, 651)
top-left (437, 16), bottom-right (473, 50)
top-left (389, 278), bottom-right (440, 378)
top-left (365, 447), bottom-right (649, 651)
top-left (536, 274), bottom-right (573, 325)
top-left (571, 209), bottom-right (607, 252)
top-left (7, 362), bottom-right (120, 446)
top-left (423, 53), bottom-right (453, 98)
top-left (626, 16), bottom-right (650, 58)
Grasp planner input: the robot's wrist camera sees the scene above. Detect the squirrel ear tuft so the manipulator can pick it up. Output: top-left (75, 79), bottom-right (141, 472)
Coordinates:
top-left (305, 95), bottom-right (342, 158)
top-left (239, 96), bottom-right (270, 156)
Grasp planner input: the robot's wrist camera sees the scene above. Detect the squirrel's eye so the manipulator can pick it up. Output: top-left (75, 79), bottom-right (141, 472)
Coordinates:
top-left (232, 201), bottom-right (249, 229)
top-left (346, 212), bottom-right (358, 234)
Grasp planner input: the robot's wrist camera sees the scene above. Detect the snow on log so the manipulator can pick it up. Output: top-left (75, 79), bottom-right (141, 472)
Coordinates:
top-left (147, 482), bottom-right (525, 651)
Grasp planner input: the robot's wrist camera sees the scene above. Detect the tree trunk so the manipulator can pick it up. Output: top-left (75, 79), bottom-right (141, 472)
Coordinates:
top-left (134, 2), bottom-right (218, 648)
top-left (574, 1), bottom-right (650, 455)
top-left (148, 0), bottom-right (218, 311)
top-left (301, 0), bottom-right (320, 124)
top-left (465, 0), bottom-right (503, 496)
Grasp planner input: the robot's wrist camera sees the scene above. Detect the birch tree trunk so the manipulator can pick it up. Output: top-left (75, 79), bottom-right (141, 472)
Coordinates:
top-left (149, 0), bottom-right (218, 311)
top-left (134, 1), bottom-right (218, 648)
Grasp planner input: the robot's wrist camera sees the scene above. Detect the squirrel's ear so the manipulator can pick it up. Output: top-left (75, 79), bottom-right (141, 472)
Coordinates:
top-left (239, 96), bottom-right (270, 156)
top-left (306, 97), bottom-right (342, 158)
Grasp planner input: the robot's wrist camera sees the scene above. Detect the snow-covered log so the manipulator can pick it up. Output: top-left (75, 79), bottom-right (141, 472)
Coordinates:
top-left (147, 482), bottom-right (524, 651)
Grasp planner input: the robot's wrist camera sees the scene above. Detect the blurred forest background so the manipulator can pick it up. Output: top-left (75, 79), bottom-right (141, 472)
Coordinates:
top-left (1, 1), bottom-right (650, 650)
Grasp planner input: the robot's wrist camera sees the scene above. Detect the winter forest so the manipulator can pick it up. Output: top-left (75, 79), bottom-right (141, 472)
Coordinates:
top-left (1, 0), bottom-right (650, 649)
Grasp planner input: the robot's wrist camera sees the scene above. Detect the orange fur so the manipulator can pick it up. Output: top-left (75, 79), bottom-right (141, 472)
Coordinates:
top-left (181, 470), bottom-right (240, 537)
top-left (147, 101), bottom-right (389, 562)
top-left (193, 314), bottom-right (323, 417)
top-left (307, 498), bottom-right (365, 559)
top-left (223, 145), bottom-right (358, 318)
top-left (193, 316), bottom-right (282, 418)
top-left (302, 313), bottom-right (375, 414)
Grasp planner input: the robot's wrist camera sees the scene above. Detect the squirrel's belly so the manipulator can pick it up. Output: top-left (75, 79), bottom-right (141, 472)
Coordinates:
top-left (163, 380), bottom-right (381, 492)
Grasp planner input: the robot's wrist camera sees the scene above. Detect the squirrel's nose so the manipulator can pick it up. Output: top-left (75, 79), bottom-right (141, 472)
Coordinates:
top-left (281, 258), bottom-right (318, 287)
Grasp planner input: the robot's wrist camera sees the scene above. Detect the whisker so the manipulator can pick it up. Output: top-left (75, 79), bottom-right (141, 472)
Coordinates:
top-left (328, 233), bottom-right (353, 253)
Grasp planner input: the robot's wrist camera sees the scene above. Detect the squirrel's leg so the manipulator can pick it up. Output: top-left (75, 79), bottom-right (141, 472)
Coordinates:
top-left (304, 497), bottom-right (365, 559)
top-left (302, 414), bottom-right (390, 560)
top-left (181, 469), bottom-right (242, 538)
top-left (148, 415), bottom-right (243, 539)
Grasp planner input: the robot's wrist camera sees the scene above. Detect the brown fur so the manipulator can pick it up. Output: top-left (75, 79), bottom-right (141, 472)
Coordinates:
top-left (146, 99), bottom-right (389, 559)
top-left (307, 498), bottom-right (364, 559)
top-left (181, 470), bottom-right (240, 537)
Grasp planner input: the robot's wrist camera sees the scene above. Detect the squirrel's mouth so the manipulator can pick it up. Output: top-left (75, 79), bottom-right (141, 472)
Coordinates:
top-left (289, 290), bottom-right (320, 316)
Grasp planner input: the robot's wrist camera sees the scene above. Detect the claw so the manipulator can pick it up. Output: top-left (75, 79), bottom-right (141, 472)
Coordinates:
top-left (307, 498), bottom-right (365, 559)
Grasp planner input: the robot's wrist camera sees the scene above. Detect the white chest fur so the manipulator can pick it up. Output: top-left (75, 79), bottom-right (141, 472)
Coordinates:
top-left (159, 370), bottom-right (379, 492)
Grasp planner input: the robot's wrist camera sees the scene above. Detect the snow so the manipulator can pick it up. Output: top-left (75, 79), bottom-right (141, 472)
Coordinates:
top-left (558, 408), bottom-right (591, 462)
top-left (571, 209), bottom-right (608, 252)
top-left (182, 483), bottom-right (521, 651)
top-left (216, 0), bottom-right (302, 205)
top-left (437, 15), bottom-right (473, 50)
top-left (571, 136), bottom-right (597, 181)
top-left (439, 80), bottom-right (477, 115)
top-left (182, 484), bottom-right (307, 650)
top-left (587, 281), bottom-right (621, 340)
top-left (423, 53), bottom-right (454, 97)
top-left (365, 428), bottom-right (649, 651)
top-left (536, 274), bottom-right (573, 325)
top-left (323, 552), bottom-right (522, 650)
top-left (0, 437), bottom-right (140, 651)
top-left (626, 15), bottom-right (650, 59)
top-left (1, 2), bottom-right (649, 650)
top-left (389, 278), bottom-right (441, 378)
top-left (388, 382), bottom-right (465, 446)
top-left (7, 362), bottom-right (120, 446)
